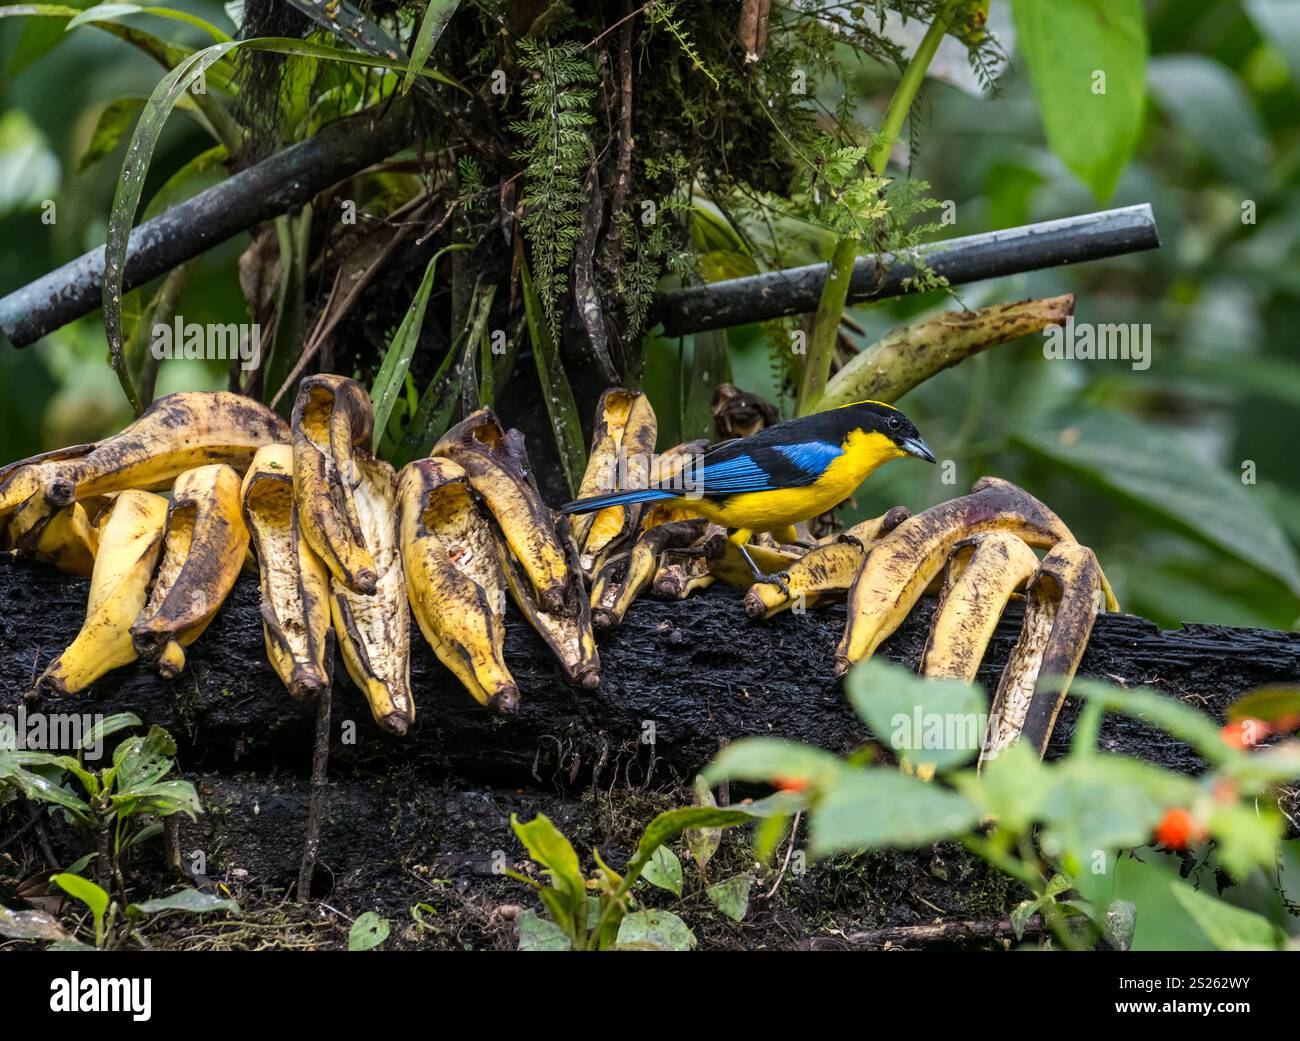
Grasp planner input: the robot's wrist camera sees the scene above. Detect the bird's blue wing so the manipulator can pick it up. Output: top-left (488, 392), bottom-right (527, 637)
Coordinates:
top-left (696, 438), bottom-right (843, 496)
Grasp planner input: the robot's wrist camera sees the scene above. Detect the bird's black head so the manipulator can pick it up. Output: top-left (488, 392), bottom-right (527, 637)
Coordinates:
top-left (841, 400), bottom-right (936, 463)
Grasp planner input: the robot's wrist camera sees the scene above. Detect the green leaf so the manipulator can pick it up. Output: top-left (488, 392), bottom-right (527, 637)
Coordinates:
top-left (616, 909), bottom-right (696, 951)
top-left (4, 0), bottom-right (93, 76)
top-left (511, 813), bottom-right (587, 940)
top-left (1171, 882), bottom-right (1287, 951)
top-left (1010, 899), bottom-right (1039, 941)
top-left (681, 330), bottom-right (729, 442)
top-left (127, 887), bottom-right (240, 918)
top-left (67, 3), bottom-right (231, 41)
top-left (78, 712), bottom-right (142, 752)
top-left (347, 911), bottom-right (390, 951)
top-left (845, 658), bottom-right (988, 772)
top-left (77, 97), bottom-right (144, 173)
top-left (1101, 899), bottom-right (1137, 952)
top-left (520, 254), bottom-right (586, 496)
top-left (111, 779), bottom-right (201, 819)
top-left (684, 775), bottom-right (721, 873)
top-left (1226, 685), bottom-right (1300, 724)
top-left (1206, 800), bottom-right (1284, 882)
top-left (1247, 0), bottom-right (1300, 89)
top-left (0, 906), bottom-right (71, 942)
top-left (641, 845), bottom-right (683, 897)
top-left (403, 0), bottom-right (459, 94)
top-left (1148, 55), bottom-right (1270, 187)
top-left (703, 737), bottom-right (843, 790)
top-left (1069, 678), bottom-right (1233, 763)
top-left (516, 909), bottom-right (572, 951)
top-left (370, 242), bottom-right (471, 452)
top-left (389, 337), bottom-right (464, 468)
top-left (50, 872), bottom-right (110, 927)
top-left (706, 874), bottom-right (752, 922)
top-left (1017, 409), bottom-right (1300, 596)
top-left (1010, 0), bottom-right (1147, 201)
top-left (810, 770), bottom-right (981, 856)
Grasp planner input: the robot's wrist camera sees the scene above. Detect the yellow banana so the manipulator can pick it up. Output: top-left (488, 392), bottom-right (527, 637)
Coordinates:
top-left (397, 457), bottom-right (518, 713)
top-left (575, 391), bottom-right (658, 572)
top-left (292, 374), bottom-right (382, 595)
top-left (919, 530), bottom-right (1040, 683)
top-left (743, 508), bottom-right (912, 618)
top-left (6, 493), bottom-right (102, 577)
top-left (835, 478), bottom-right (1082, 676)
top-left (241, 444), bottom-right (333, 700)
top-left (130, 464), bottom-right (249, 678)
top-left (39, 491), bottom-right (169, 694)
top-left (496, 516), bottom-right (601, 689)
top-left (433, 409), bottom-right (573, 615)
top-left (331, 453), bottom-right (413, 733)
top-left (590, 519), bottom-right (707, 629)
top-left (0, 391), bottom-right (288, 519)
top-left (980, 540), bottom-right (1103, 766)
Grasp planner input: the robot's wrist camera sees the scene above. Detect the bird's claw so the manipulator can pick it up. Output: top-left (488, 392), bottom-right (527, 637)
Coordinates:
top-left (835, 532), bottom-right (865, 551)
top-left (754, 569), bottom-right (791, 597)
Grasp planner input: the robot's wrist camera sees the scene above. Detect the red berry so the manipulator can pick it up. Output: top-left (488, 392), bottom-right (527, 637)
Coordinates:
top-left (1153, 808), bottom-right (1204, 850)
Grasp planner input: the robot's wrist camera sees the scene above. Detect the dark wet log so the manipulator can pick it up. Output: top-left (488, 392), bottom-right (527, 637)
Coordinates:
top-left (3, 559), bottom-right (1297, 790)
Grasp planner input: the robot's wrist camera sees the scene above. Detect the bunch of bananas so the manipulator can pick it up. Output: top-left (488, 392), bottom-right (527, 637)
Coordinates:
top-left (0, 377), bottom-right (601, 734)
top-left (571, 391), bottom-right (1117, 768)
top-left (2, 378), bottom-right (1111, 764)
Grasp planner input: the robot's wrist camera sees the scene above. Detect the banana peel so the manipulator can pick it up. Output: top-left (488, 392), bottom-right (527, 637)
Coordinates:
top-left (130, 464), bottom-right (249, 678)
top-left (590, 518), bottom-right (708, 629)
top-left (980, 540), bottom-right (1103, 767)
top-left (331, 453), bottom-right (413, 734)
top-left (241, 444), bottom-right (333, 700)
top-left (0, 391), bottom-right (288, 520)
top-left (39, 491), bottom-right (169, 695)
top-left (292, 374), bottom-right (381, 595)
top-left (433, 409), bottom-right (573, 616)
top-left (835, 477), bottom-right (1114, 675)
top-left (744, 507), bottom-right (912, 617)
top-left (398, 456), bottom-right (518, 714)
top-left (571, 389), bottom-right (658, 568)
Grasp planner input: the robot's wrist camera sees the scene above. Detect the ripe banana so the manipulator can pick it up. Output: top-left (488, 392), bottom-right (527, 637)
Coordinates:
top-left (590, 518), bottom-right (707, 629)
top-left (130, 464), bottom-right (249, 678)
top-left (0, 391), bottom-right (288, 519)
top-left (980, 540), bottom-right (1103, 767)
top-left (919, 530), bottom-right (1040, 682)
top-left (331, 453), bottom-right (413, 733)
top-left (497, 515), bottom-right (601, 689)
top-left (569, 387), bottom-right (655, 551)
top-left (6, 493), bottom-right (107, 578)
top-left (433, 409), bottom-right (573, 616)
top-left (292, 374), bottom-right (381, 595)
top-left (39, 491), bottom-right (169, 694)
top-left (835, 477), bottom-right (1083, 676)
top-left (241, 444), bottom-right (333, 700)
top-left (743, 507), bottom-right (912, 618)
top-left (397, 457), bottom-right (518, 713)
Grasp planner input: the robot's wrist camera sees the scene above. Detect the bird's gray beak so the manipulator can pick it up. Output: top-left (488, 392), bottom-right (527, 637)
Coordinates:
top-left (901, 435), bottom-right (936, 463)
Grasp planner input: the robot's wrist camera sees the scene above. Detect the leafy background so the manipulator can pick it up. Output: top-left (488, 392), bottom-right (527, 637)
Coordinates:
top-left (1, 0), bottom-right (1298, 632)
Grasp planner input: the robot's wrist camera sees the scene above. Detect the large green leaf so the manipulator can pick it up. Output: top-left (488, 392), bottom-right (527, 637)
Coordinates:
top-left (810, 770), bottom-right (980, 855)
top-left (1010, 0), bottom-right (1147, 201)
top-left (616, 909), bottom-right (696, 951)
top-left (845, 658), bottom-right (988, 773)
top-left (1017, 408), bottom-right (1300, 596)
top-left (127, 887), bottom-right (240, 917)
top-left (50, 872), bottom-right (110, 926)
top-left (1247, 0), bottom-right (1300, 89)
top-left (403, 0), bottom-right (459, 94)
top-left (1171, 882), bottom-right (1287, 951)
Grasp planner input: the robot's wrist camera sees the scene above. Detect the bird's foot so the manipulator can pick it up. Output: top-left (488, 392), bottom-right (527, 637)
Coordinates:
top-left (752, 569), bottom-right (791, 597)
top-left (835, 532), bottom-right (865, 551)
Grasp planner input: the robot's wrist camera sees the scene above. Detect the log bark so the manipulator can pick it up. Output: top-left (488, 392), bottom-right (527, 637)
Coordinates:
top-left (3, 560), bottom-right (1297, 790)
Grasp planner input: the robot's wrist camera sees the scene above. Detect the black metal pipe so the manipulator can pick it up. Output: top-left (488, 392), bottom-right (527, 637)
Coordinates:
top-left (651, 204), bottom-right (1160, 336)
top-left (0, 100), bottom-right (413, 349)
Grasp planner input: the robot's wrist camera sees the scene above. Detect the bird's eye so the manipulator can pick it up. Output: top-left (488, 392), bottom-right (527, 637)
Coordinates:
top-left (888, 416), bottom-right (900, 430)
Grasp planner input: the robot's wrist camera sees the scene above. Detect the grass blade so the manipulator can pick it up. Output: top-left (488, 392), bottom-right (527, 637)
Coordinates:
top-left (403, 0), bottom-right (460, 94)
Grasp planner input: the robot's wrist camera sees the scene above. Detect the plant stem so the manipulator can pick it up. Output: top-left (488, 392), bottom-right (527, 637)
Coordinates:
top-left (794, 2), bottom-right (952, 415)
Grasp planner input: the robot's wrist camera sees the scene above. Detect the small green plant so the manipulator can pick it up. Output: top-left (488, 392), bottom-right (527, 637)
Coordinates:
top-left (704, 661), bottom-right (1300, 951)
top-left (507, 797), bottom-right (790, 951)
top-left (0, 712), bottom-right (201, 896)
top-left (348, 911), bottom-right (391, 951)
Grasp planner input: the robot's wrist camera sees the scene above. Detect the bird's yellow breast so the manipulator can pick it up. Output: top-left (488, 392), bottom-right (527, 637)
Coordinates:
top-left (688, 428), bottom-right (905, 532)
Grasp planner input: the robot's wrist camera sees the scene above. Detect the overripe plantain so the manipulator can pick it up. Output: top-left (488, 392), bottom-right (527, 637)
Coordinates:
top-left (241, 444), bottom-right (333, 700)
top-left (39, 491), bottom-right (169, 694)
top-left (835, 477), bottom-right (1104, 675)
top-left (130, 464), bottom-right (249, 678)
top-left (637, 440), bottom-right (710, 533)
top-left (0, 391), bottom-right (288, 519)
top-left (397, 457), bottom-right (519, 713)
top-left (919, 530), bottom-right (1040, 683)
top-left (433, 409), bottom-right (572, 615)
top-left (744, 507), bottom-right (912, 618)
top-left (331, 453), bottom-right (413, 734)
top-left (292, 374), bottom-right (381, 594)
top-left (589, 519), bottom-right (708, 629)
top-left (980, 540), bottom-right (1103, 766)
top-left (573, 390), bottom-right (658, 573)
top-left (5, 492), bottom-right (108, 577)
top-left (653, 543), bottom-right (717, 600)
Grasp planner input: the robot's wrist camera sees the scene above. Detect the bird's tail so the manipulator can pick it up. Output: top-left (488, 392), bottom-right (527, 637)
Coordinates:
top-left (560, 488), bottom-right (677, 515)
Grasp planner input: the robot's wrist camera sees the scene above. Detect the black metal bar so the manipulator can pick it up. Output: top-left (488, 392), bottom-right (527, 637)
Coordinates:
top-left (0, 100), bottom-right (413, 349)
top-left (651, 204), bottom-right (1161, 336)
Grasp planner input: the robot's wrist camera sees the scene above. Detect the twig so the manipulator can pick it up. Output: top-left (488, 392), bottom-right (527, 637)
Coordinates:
top-left (763, 810), bottom-right (801, 898)
top-left (830, 914), bottom-right (1043, 949)
top-left (297, 683), bottom-right (333, 904)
